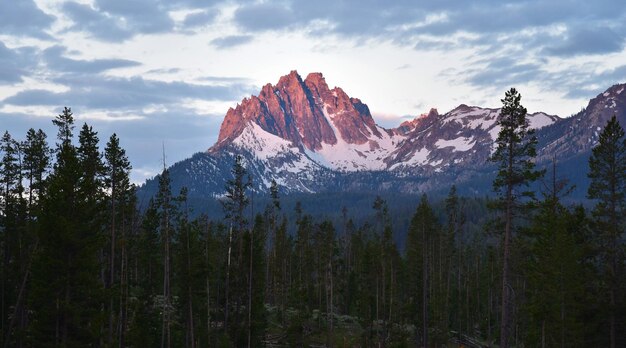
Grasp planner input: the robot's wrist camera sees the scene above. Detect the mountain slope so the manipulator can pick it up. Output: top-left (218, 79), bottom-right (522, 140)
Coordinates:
top-left (138, 72), bottom-right (626, 202)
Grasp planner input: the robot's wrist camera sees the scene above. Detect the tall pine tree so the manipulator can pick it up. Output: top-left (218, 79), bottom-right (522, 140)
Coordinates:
top-left (587, 115), bottom-right (626, 348)
top-left (490, 88), bottom-right (543, 348)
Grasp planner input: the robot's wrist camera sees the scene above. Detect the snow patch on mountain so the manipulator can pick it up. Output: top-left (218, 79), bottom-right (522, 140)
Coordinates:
top-left (233, 122), bottom-right (296, 160)
top-left (528, 112), bottom-right (559, 129)
top-left (307, 103), bottom-right (404, 171)
top-left (435, 137), bottom-right (475, 151)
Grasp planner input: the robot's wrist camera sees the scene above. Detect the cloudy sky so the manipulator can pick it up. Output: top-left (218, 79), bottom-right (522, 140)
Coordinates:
top-left (1, 0), bottom-right (625, 182)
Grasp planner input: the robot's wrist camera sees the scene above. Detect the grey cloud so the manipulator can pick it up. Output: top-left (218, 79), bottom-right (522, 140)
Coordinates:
top-left (146, 68), bottom-right (182, 74)
top-left (62, 0), bottom-right (174, 42)
top-left (3, 75), bottom-right (254, 110)
top-left (0, 43), bottom-right (26, 84)
top-left (183, 10), bottom-right (218, 28)
top-left (62, 2), bottom-right (133, 42)
top-left (0, 42), bottom-right (38, 84)
top-left (561, 64), bottom-right (626, 99)
top-left (546, 26), bottom-right (625, 56)
top-left (467, 63), bottom-right (542, 89)
top-left (196, 76), bottom-right (251, 83)
top-left (43, 46), bottom-right (141, 74)
top-left (94, 0), bottom-right (174, 34)
top-left (234, 3), bottom-right (296, 31)
top-left (0, 0), bottom-right (55, 38)
top-left (61, 0), bottom-right (228, 41)
top-left (210, 35), bottom-right (253, 48)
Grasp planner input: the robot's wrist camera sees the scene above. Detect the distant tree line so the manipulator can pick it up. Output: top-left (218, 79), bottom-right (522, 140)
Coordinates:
top-left (0, 94), bottom-right (624, 347)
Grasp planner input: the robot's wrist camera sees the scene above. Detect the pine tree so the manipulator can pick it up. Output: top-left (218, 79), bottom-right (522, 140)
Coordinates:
top-left (407, 194), bottom-right (440, 347)
top-left (587, 115), bottom-right (626, 348)
top-left (155, 167), bottom-right (175, 348)
top-left (30, 108), bottom-right (103, 346)
top-left (104, 133), bottom-right (133, 346)
top-left (0, 130), bottom-right (27, 346)
top-left (22, 128), bottom-right (50, 212)
top-left (490, 88), bottom-right (543, 348)
top-left (243, 215), bottom-right (267, 347)
top-left (524, 161), bottom-right (587, 347)
top-left (446, 185), bottom-right (465, 342)
top-left (221, 154), bottom-right (250, 341)
top-left (127, 199), bottom-right (162, 347)
top-left (174, 188), bottom-right (205, 348)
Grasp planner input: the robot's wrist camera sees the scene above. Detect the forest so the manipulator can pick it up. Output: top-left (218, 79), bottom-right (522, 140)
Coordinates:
top-left (0, 88), bottom-right (625, 348)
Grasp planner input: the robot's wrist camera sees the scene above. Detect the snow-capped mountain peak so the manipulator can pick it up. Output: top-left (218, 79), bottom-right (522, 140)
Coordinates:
top-left (139, 74), bottom-right (624, 199)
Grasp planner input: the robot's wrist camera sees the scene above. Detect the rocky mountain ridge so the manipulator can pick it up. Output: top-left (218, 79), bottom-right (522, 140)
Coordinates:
top-left (138, 71), bottom-right (626, 200)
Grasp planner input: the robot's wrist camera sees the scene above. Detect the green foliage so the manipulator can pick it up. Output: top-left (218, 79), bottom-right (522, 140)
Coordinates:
top-left (587, 115), bottom-right (626, 347)
top-left (491, 88), bottom-right (544, 199)
top-left (522, 193), bottom-right (589, 346)
top-left (0, 101), bottom-right (623, 347)
top-left (490, 88), bottom-right (543, 348)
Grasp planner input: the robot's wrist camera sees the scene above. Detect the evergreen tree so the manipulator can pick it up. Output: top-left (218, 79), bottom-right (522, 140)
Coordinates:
top-left (524, 162), bottom-right (588, 347)
top-left (406, 195), bottom-right (440, 347)
top-left (446, 185), bottom-right (466, 341)
top-left (30, 108), bottom-right (103, 346)
top-left (174, 188), bottom-right (206, 348)
top-left (155, 167), bottom-right (175, 348)
top-left (490, 88), bottom-right (543, 348)
top-left (243, 215), bottom-right (267, 347)
top-left (587, 115), bottom-right (626, 348)
top-left (221, 155), bottom-right (251, 342)
top-left (104, 133), bottom-right (133, 346)
top-left (127, 199), bottom-right (162, 347)
top-left (0, 130), bottom-right (27, 345)
top-left (22, 128), bottom-right (50, 212)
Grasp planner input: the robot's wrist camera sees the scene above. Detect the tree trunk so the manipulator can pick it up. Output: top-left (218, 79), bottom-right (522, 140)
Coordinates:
top-left (422, 220), bottom-right (428, 348)
top-left (500, 142), bottom-right (514, 348)
top-left (247, 227), bottom-right (253, 348)
top-left (224, 224), bottom-right (232, 334)
top-left (109, 175), bottom-right (116, 345)
top-left (186, 223), bottom-right (195, 348)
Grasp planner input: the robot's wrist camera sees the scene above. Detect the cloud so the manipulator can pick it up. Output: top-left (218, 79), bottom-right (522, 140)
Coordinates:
top-left (463, 57), bottom-right (543, 90)
top-left (62, 0), bottom-right (175, 42)
top-left (146, 68), bottom-right (182, 74)
top-left (43, 46), bottom-right (141, 74)
top-left (0, 42), bottom-right (38, 85)
top-left (62, 2), bottom-right (134, 42)
top-left (0, 0), bottom-right (55, 38)
top-left (210, 35), bottom-right (253, 48)
top-left (94, 0), bottom-right (174, 34)
top-left (234, 3), bottom-right (296, 31)
top-left (3, 75), bottom-right (254, 110)
top-left (183, 10), bottom-right (218, 28)
top-left (561, 64), bottom-right (626, 99)
top-left (61, 0), bottom-right (227, 41)
top-left (545, 26), bottom-right (625, 56)
top-left (0, 43), bottom-right (26, 84)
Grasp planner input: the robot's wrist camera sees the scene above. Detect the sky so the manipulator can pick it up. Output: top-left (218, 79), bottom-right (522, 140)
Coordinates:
top-left (1, 0), bottom-right (625, 183)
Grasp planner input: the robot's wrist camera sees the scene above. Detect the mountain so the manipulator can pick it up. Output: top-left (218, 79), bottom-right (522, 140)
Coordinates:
top-left (138, 71), bottom-right (626, 202)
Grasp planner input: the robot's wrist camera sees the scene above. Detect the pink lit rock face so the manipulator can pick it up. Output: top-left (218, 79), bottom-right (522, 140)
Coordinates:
top-left (215, 70), bottom-right (382, 152)
top-left (212, 70), bottom-right (570, 175)
top-left (170, 71), bottom-right (624, 195)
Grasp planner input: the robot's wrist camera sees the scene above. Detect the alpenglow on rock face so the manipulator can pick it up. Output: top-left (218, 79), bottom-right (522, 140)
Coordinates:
top-left (214, 70), bottom-right (393, 171)
top-left (212, 70), bottom-right (558, 174)
top-left (139, 71), bottom-right (625, 199)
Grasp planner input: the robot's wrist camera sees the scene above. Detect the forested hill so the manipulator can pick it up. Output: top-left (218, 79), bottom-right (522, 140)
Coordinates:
top-left (1, 91), bottom-right (624, 347)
